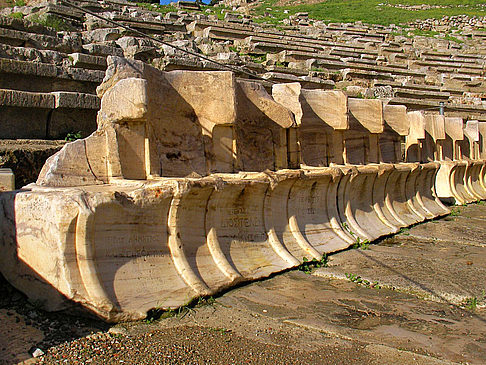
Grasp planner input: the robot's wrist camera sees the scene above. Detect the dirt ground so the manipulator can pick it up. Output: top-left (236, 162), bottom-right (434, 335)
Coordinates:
top-left (1, 203), bottom-right (485, 364)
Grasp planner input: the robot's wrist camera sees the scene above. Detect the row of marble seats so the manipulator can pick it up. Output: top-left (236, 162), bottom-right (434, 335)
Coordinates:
top-left (3, 57), bottom-right (486, 322)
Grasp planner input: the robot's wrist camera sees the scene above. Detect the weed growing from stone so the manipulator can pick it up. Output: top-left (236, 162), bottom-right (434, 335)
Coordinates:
top-left (450, 207), bottom-right (461, 216)
top-left (342, 222), bottom-right (370, 250)
top-left (298, 255), bottom-right (328, 274)
top-left (398, 228), bottom-right (410, 236)
top-left (345, 273), bottom-right (381, 289)
top-left (463, 290), bottom-right (486, 311)
top-left (65, 131), bottom-right (82, 141)
top-left (352, 237), bottom-right (370, 250)
top-left (209, 327), bottom-right (231, 334)
top-left (464, 297), bottom-right (479, 310)
top-left (145, 296), bottom-right (217, 323)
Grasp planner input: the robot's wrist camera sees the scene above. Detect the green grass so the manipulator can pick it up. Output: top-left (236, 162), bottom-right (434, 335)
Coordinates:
top-left (28, 14), bottom-right (72, 31)
top-left (136, 3), bottom-right (177, 15)
top-left (342, 222), bottom-right (370, 250)
top-left (253, 0), bottom-right (486, 26)
top-left (8, 11), bottom-right (23, 19)
top-left (136, 3), bottom-right (231, 19)
top-left (145, 296), bottom-right (217, 323)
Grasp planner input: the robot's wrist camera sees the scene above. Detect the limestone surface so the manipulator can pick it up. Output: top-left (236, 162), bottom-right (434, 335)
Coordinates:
top-left (4, 57), bottom-right (483, 323)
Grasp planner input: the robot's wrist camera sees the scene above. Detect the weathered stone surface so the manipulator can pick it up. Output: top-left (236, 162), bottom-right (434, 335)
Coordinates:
top-left (405, 110), bottom-right (425, 162)
top-left (442, 116), bottom-right (464, 160)
top-left (383, 104), bottom-right (409, 136)
top-left (348, 98), bottom-right (384, 134)
top-left (381, 104), bottom-right (409, 163)
top-left (0, 89), bottom-right (98, 139)
top-left (69, 52), bottom-right (107, 71)
top-left (423, 114), bottom-right (446, 162)
top-left (0, 168), bottom-right (14, 192)
top-left (0, 57), bottom-right (467, 322)
top-left (479, 121), bottom-right (486, 159)
top-left (272, 82), bottom-right (347, 166)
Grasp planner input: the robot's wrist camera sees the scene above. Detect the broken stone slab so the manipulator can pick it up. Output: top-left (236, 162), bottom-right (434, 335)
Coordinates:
top-left (82, 43), bottom-right (124, 58)
top-left (0, 168), bottom-right (14, 191)
top-left (0, 89), bottom-right (99, 139)
top-left (0, 58), bottom-right (103, 94)
top-left (0, 88), bottom-right (55, 109)
top-left (38, 56), bottom-right (293, 184)
top-left (0, 27), bottom-right (82, 54)
top-left (0, 43), bottom-right (66, 65)
top-left (82, 28), bottom-right (123, 44)
top-left (69, 52), bottom-right (107, 71)
top-left (0, 15), bottom-right (57, 36)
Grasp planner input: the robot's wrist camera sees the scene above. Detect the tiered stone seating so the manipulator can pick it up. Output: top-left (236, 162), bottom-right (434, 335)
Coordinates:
top-left (0, 1), bottom-right (485, 323)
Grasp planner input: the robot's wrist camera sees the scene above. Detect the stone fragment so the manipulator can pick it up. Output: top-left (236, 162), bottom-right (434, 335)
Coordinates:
top-left (348, 98), bottom-right (384, 134)
top-left (0, 168), bottom-right (14, 191)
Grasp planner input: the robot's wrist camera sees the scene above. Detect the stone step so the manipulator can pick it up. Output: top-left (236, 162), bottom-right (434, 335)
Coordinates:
top-left (82, 42), bottom-right (123, 57)
top-left (43, 3), bottom-right (85, 22)
top-left (276, 50), bottom-right (341, 63)
top-left (0, 89), bottom-right (99, 139)
top-left (411, 59), bottom-right (485, 72)
top-left (0, 26), bottom-right (82, 54)
top-left (0, 43), bottom-right (66, 65)
top-left (342, 68), bottom-right (395, 82)
top-left (69, 52), bottom-right (107, 70)
top-left (422, 55), bottom-right (485, 66)
top-left (262, 71), bottom-right (335, 89)
top-left (420, 50), bottom-right (486, 61)
top-left (0, 15), bottom-right (56, 36)
top-left (373, 80), bottom-right (465, 96)
top-left (389, 96), bottom-right (486, 116)
top-left (0, 57), bottom-right (103, 93)
top-left (393, 87), bottom-right (450, 101)
top-left (0, 43), bottom-right (109, 72)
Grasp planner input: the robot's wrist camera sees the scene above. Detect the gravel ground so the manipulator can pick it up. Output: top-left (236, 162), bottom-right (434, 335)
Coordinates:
top-left (38, 326), bottom-right (367, 365)
top-left (0, 272), bottom-right (371, 365)
top-left (0, 274), bottom-right (107, 364)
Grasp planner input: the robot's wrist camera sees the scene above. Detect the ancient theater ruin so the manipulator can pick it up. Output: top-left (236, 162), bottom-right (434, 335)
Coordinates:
top-left (1, 56), bottom-right (485, 322)
top-left (0, 0), bottom-right (485, 323)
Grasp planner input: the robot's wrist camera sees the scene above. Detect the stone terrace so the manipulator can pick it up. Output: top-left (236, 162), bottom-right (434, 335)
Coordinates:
top-left (0, 0), bottom-right (485, 186)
